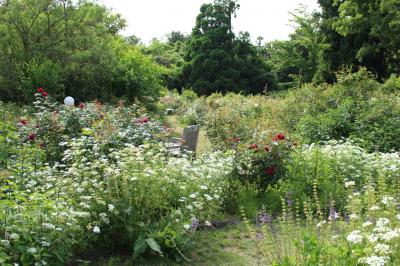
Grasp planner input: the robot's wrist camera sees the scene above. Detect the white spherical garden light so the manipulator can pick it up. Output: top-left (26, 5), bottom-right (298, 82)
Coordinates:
top-left (64, 96), bottom-right (75, 106)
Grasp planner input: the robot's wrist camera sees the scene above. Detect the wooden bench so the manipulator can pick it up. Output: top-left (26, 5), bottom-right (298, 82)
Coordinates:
top-left (167, 125), bottom-right (200, 157)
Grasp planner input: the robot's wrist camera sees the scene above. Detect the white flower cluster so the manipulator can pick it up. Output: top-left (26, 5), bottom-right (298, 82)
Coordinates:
top-left (347, 230), bottom-right (363, 244)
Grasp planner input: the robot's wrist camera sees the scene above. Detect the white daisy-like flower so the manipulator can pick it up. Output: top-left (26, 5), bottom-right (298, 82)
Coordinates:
top-left (183, 224), bottom-right (190, 230)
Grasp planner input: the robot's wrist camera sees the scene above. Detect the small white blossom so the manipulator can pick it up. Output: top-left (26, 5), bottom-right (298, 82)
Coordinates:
top-left (10, 233), bottom-right (20, 240)
top-left (27, 247), bottom-right (37, 254)
top-left (345, 181), bottom-right (355, 188)
top-left (374, 243), bottom-right (391, 254)
top-left (382, 230), bottom-right (399, 241)
top-left (93, 226), bottom-right (100, 234)
top-left (376, 218), bottom-right (390, 228)
top-left (41, 241), bottom-right (50, 247)
top-left (42, 223), bottom-right (56, 230)
top-left (1, 240), bottom-right (10, 246)
top-left (316, 220), bottom-right (326, 227)
top-left (381, 196), bottom-right (394, 206)
top-left (363, 221), bottom-right (373, 227)
top-left (349, 214), bottom-right (358, 220)
top-left (370, 206), bottom-right (380, 211)
top-left (347, 230), bottom-right (363, 244)
top-left (363, 255), bottom-right (388, 266)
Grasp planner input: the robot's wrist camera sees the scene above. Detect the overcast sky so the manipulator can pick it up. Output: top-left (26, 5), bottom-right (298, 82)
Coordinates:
top-left (98, 0), bottom-right (320, 44)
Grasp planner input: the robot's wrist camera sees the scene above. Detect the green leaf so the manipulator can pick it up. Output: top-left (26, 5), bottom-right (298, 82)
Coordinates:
top-left (133, 235), bottom-right (147, 259)
top-left (145, 238), bottom-right (162, 255)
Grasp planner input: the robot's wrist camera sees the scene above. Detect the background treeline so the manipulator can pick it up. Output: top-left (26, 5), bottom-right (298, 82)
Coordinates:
top-left (1, 0), bottom-right (400, 102)
top-left (0, 0), bottom-right (163, 103)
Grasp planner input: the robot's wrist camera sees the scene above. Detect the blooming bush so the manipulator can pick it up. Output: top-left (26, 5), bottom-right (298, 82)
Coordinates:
top-left (243, 160), bottom-right (400, 265)
top-left (232, 133), bottom-right (294, 193)
top-left (281, 140), bottom-right (400, 213)
top-left (179, 97), bottom-right (208, 125)
top-left (239, 137), bottom-right (400, 265)
top-left (17, 90), bottom-right (165, 162)
top-left (0, 90), bottom-right (235, 265)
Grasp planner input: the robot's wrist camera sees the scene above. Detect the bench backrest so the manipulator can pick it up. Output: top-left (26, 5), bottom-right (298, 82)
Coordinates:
top-left (182, 125), bottom-right (200, 153)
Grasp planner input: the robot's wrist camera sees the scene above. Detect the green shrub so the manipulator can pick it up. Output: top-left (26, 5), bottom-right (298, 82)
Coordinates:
top-left (179, 97), bottom-right (208, 125)
top-left (279, 69), bottom-right (400, 152)
top-left (18, 59), bottom-right (64, 102)
top-left (180, 89), bottom-right (198, 102)
top-left (350, 93), bottom-right (400, 152)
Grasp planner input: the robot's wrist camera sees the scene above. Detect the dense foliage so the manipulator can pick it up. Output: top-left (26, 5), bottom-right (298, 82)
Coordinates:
top-left (0, 92), bottom-right (234, 265)
top-left (182, 0), bottom-right (277, 95)
top-left (2, 0), bottom-right (400, 265)
top-left (0, 0), bottom-right (164, 103)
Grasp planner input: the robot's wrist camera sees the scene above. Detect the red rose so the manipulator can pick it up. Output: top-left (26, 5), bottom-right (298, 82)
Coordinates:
top-left (134, 117), bottom-right (150, 125)
top-left (264, 145), bottom-right (271, 152)
top-left (41, 91), bottom-right (48, 97)
top-left (37, 87), bottom-right (44, 93)
top-left (20, 119), bottom-right (28, 125)
top-left (28, 133), bottom-right (36, 141)
top-left (273, 133), bottom-right (285, 141)
top-left (79, 102), bottom-right (86, 109)
top-left (265, 166), bottom-right (276, 176)
top-left (249, 143), bottom-right (258, 150)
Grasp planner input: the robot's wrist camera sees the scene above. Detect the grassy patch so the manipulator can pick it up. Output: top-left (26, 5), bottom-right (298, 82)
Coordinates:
top-left (87, 224), bottom-right (264, 266)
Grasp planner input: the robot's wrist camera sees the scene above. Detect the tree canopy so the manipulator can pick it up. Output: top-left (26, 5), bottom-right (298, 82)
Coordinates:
top-left (1, 0), bottom-right (400, 101)
top-left (183, 0), bottom-right (277, 95)
top-left (0, 0), bottom-right (163, 102)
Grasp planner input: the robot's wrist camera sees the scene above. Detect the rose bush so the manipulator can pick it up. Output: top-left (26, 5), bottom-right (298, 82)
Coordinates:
top-left (0, 90), bottom-right (235, 265)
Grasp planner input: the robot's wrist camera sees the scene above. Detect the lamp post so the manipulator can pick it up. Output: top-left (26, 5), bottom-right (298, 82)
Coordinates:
top-left (64, 96), bottom-right (75, 106)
